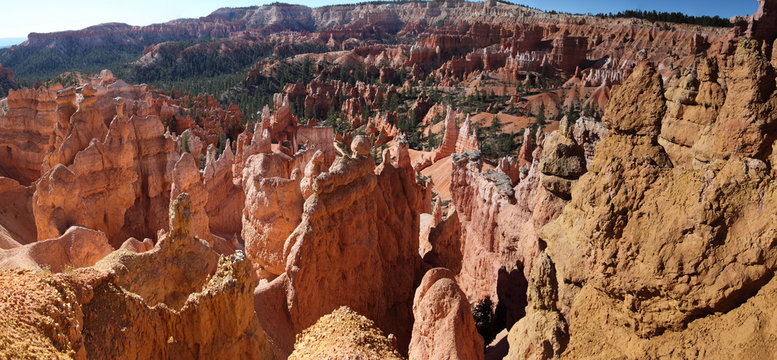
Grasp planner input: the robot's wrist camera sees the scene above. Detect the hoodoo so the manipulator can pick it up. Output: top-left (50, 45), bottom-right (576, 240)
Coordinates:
top-left (0, 0), bottom-right (774, 359)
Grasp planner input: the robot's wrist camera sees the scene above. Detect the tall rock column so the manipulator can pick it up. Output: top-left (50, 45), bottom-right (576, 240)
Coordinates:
top-left (506, 252), bottom-right (567, 360)
top-left (257, 135), bottom-right (424, 357)
top-left (409, 268), bottom-right (484, 360)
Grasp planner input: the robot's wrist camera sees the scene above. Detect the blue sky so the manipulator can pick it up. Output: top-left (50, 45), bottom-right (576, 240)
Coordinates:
top-left (512, 0), bottom-right (755, 18)
top-left (0, 0), bottom-right (758, 39)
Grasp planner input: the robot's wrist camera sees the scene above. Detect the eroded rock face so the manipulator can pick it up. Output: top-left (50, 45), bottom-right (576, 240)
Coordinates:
top-left (33, 110), bottom-right (176, 247)
top-left (85, 251), bottom-right (272, 359)
top-left (171, 153), bottom-right (211, 243)
top-left (93, 193), bottom-right (220, 309)
top-left (538, 116), bottom-right (587, 199)
top-left (537, 43), bottom-right (777, 358)
top-left (658, 57), bottom-right (723, 166)
top-left (424, 209), bottom-right (463, 274)
top-left (0, 269), bottom-right (88, 359)
top-left (602, 61), bottom-right (666, 137)
top-left (433, 108), bottom-right (479, 162)
top-left (563, 272), bottom-right (777, 359)
top-left (0, 193), bottom-right (273, 360)
top-left (497, 156), bottom-right (522, 185)
top-left (0, 177), bottom-right (37, 248)
top-left (409, 268), bottom-right (484, 360)
top-left (506, 252), bottom-right (567, 360)
top-left (736, 0), bottom-right (777, 44)
top-left (442, 143), bottom-right (572, 330)
top-left (433, 107), bottom-right (460, 161)
top-left (241, 153), bottom-right (304, 279)
top-left (0, 226), bottom-right (113, 272)
top-left (256, 137), bottom-right (425, 357)
top-left (692, 39), bottom-right (777, 163)
top-left (203, 142), bottom-right (245, 236)
top-left (0, 87), bottom-right (60, 184)
top-left (572, 117), bottom-right (608, 165)
top-left (19, 78), bottom-right (207, 247)
top-left (0, 74), bottom-right (274, 250)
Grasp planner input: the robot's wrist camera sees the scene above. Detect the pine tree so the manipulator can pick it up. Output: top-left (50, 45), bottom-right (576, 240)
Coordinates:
top-left (536, 103), bottom-right (546, 127)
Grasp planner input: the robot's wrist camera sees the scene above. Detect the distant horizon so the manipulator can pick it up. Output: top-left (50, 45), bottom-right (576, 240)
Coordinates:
top-left (0, 0), bottom-right (758, 38)
top-left (0, 37), bottom-right (26, 49)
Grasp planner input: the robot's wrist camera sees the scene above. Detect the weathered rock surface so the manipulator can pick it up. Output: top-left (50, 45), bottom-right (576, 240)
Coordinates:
top-left (33, 109), bottom-right (176, 247)
top-left (85, 251), bottom-right (272, 359)
top-left (562, 273), bottom-right (777, 359)
top-left (506, 252), bottom-right (567, 360)
top-left (241, 153), bottom-right (304, 279)
top-left (537, 39), bottom-right (777, 359)
top-left (446, 148), bottom-right (564, 323)
top-left (0, 269), bottom-right (88, 359)
top-left (735, 0), bottom-right (777, 44)
top-left (203, 142), bottom-right (245, 237)
top-left (3, 2), bottom-right (773, 359)
top-left (0, 226), bottom-right (113, 272)
top-left (430, 139), bottom-right (572, 335)
top-left (538, 116), bottom-right (587, 199)
top-left (26, 81), bottom-right (195, 247)
top-left (409, 268), bottom-right (484, 360)
top-left (0, 193), bottom-right (273, 360)
top-left (0, 177), bottom-right (36, 248)
top-left (658, 57), bottom-right (723, 166)
top-left (433, 108), bottom-right (479, 162)
top-left (170, 153), bottom-right (212, 243)
top-left (423, 209), bottom-right (463, 274)
top-left (256, 135), bottom-right (425, 357)
top-left (93, 193), bottom-right (219, 309)
top-left (602, 61), bottom-right (667, 137)
top-left (0, 87), bottom-right (61, 184)
top-left (572, 117), bottom-right (608, 165)
top-left (692, 39), bottom-right (777, 163)
top-left (433, 107), bottom-right (461, 161)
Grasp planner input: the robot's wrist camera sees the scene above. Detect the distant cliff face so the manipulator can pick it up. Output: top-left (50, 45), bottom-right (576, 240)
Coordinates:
top-left (0, 0), bottom-right (734, 88)
top-left (20, 1), bottom-right (543, 49)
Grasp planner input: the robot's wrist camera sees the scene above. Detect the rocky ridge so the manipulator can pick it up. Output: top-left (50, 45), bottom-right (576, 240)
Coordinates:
top-left (534, 32), bottom-right (777, 358)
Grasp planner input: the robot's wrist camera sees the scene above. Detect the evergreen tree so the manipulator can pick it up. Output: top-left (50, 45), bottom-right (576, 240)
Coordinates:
top-left (536, 103), bottom-right (547, 127)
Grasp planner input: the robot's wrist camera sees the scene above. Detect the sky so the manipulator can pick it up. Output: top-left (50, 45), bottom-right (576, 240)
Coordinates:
top-left (0, 0), bottom-right (759, 39)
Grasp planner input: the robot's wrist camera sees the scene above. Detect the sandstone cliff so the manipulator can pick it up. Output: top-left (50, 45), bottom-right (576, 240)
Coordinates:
top-left (255, 136), bottom-right (425, 358)
top-left (534, 38), bottom-right (777, 358)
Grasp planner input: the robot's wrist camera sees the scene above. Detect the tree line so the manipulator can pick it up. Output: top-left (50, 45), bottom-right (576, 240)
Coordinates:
top-left (595, 10), bottom-right (732, 28)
